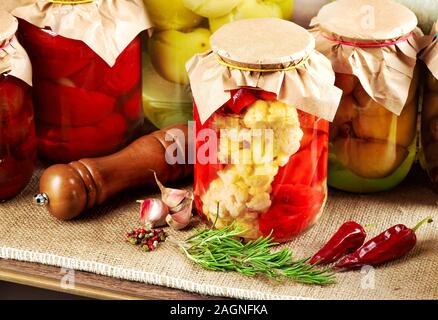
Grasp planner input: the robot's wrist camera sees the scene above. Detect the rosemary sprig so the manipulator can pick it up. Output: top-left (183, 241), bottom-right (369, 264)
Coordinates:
top-left (180, 224), bottom-right (336, 285)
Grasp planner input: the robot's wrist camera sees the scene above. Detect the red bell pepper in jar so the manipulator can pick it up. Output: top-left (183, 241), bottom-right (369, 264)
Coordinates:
top-left (310, 221), bottom-right (366, 265)
top-left (335, 217), bottom-right (433, 270)
top-left (259, 184), bottom-right (326, 241)
top-left (274, 132), bottom-right (327, 186)
top-left (226, 89), bottom-right (258, 114)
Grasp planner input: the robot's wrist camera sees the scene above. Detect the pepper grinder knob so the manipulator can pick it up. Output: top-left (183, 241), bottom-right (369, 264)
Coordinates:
top-left (37, 164), bottom-right (88, 220)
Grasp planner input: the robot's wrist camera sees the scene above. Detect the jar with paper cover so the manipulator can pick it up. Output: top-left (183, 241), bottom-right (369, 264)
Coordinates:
top-left (311, 0), bottom-right (423, 193)
top-left (188, 18), bottom-right (342, 242)
top-left (420, 22), bottom-right (438, 189)
top-left (0, 10), bottom-right (36, 200)
top-left (142, 0), bottom-right (294, 129)
top-left (14, 0), bottom-right (152, 163)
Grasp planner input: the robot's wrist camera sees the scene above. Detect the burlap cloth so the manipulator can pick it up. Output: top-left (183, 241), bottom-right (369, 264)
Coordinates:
top-left (0, 0), bottom-right (436, 300)
top-left (0, 165), bottom-right (436, 300)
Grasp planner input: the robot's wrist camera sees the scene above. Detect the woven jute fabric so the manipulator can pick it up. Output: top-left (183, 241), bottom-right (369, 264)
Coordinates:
top-left (0, 166), bottom-right (437, 300)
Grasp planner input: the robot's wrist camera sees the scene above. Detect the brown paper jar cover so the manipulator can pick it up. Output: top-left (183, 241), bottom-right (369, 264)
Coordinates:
top-left (187, 18), bottom-right (343, 125)
top-left (0, 10), bottom-right (32, 85)
top-left (12, 0), bottom-right (152, 67)
top-left (310, 0), bottom-right (426, 116)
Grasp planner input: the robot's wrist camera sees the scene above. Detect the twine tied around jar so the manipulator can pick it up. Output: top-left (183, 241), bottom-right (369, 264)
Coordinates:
top-left (48, 0), bottom-right (94, 4)
top-left (215, 55), bottom-right (311, 73)
top-left (319, 32), bottom-right (413, 48)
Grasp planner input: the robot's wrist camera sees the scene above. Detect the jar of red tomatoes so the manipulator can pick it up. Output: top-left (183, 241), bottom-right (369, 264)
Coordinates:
top-left (420, 22), bottom-right (438, 188)
top-left (0, 10), bottom-right (36, 200)
top-left (13, 0), bottom-right (152, 163)
top-left (187, 18), bottom-right (342, 242)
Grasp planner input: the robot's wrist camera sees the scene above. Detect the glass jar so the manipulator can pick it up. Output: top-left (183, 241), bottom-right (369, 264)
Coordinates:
top-left (142, 0), bottom-right (294, 129)
top-left (329, 71), bottom-right (419, 193)
top-left (421, 71), bottom-right (438, 184)
top-left (312, 0), bottom-right (422, 193)
top-left (194, 89), bottom-right (328, 242)
top-left (17, 20), bottom-right (144, 163)
top-left (0, 11), bottom-right (36, 200)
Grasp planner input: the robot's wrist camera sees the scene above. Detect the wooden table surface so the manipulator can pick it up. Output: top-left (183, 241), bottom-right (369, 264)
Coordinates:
top-left (0, 259), bottom-right (223, 300)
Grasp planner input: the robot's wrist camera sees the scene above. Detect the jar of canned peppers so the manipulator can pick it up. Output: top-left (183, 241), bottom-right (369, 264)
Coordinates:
top-left (311, 0), bottom-right (423, 193)
top-left (13, 0), bottom-right (152, 163)
top-left (187, 18), bottom-right (342, 242)
top-left (0, 10), bottom-right (36, 200)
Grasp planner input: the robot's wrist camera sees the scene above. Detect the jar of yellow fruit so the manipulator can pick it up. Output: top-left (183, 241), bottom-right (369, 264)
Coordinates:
top-left (187, 18), bottom-right (342, 242)
top-left (420, 23), bottom-right (438, 189)
top-left (311, 0), bottom-right (423, 193)
top-left (142, 0), bottom-right (294, 129)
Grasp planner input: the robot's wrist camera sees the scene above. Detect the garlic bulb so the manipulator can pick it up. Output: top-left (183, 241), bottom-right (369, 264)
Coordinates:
top-left (166, 193), bottom-right (194, 230)
top-left (154, 172), bottom-right (187, 208)
top-left (152, 172), bottom-right (194, 230)
top-left (138, 198), bottom-right (169, 228)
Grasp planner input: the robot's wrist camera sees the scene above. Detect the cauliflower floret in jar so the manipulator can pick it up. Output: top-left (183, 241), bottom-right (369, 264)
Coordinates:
top-left (267, 100), bottom-right (288, 123)
top-left (199, 97), bottom-right (305, 239)
top-left (243, 100), bottom-right (269, 128)
top-left (274, 127), bottom-right (303, 165)
top-left (244, 173), bottom-right (273, 189)
top-left (217, 167), bottom-right (240, 185)
top-left (250, 129), bottom-right (274, 164)
top-left (246, 192), bottom-right (271, 212)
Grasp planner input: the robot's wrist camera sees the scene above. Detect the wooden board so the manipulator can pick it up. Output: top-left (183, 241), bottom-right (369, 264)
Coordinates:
top-left (0, 259), bottom-right (224, 300)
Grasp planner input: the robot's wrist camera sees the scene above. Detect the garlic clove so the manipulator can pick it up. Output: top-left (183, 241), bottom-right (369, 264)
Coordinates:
top-left (153, 171), bottom-right (188, 208)
top-left (166, 195), bottom-right (194, 231)
top-left (139, 198), bottom-right (169, 229)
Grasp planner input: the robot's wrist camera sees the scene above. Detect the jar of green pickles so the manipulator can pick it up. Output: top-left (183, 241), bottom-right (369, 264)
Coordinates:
top-left (311, 0), bottom-right (423, 193)
top-left (142, 0), bottom-right (294, 129)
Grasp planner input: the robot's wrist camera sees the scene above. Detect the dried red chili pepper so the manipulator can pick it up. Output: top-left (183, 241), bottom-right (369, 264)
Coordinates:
top-left (310, 221), bottom-right (366, 265)
top-left (335, 217), bottom-right (433, 270)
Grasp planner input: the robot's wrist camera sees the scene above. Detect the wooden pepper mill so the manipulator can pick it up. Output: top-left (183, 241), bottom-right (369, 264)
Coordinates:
top-left (34, 125), bottom-right (193, 220)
